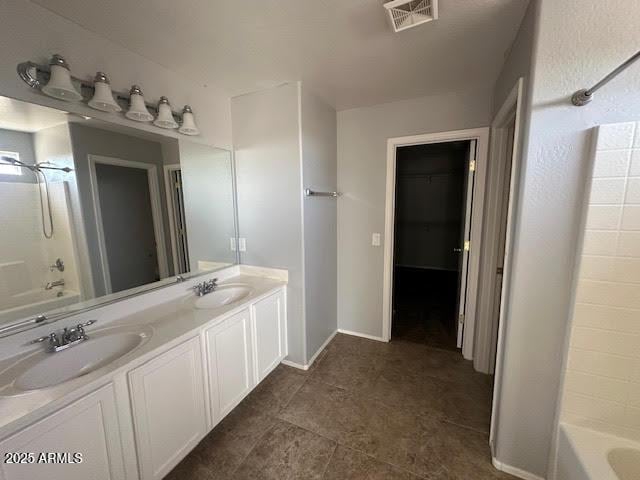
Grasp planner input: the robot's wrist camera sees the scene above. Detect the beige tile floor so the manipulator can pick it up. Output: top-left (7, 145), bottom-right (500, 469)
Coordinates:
top-left (165, 333), bottom-right (516, 479)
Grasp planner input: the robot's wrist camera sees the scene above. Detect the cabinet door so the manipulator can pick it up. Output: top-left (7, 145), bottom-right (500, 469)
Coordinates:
top-left (206, 308), bottom-right (254, 420)
top-left (0, 384), bottom-right (126, 480)
top-left (128, 337), bottom-right (206, 480)
top-left (252, 289), bottom-right (286, 383)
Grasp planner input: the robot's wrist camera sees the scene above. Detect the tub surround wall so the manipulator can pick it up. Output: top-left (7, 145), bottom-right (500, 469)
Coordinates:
top-left (0, 181), bottom-right (79, 316)
top-left (559, 122), bottom-right (640, 442)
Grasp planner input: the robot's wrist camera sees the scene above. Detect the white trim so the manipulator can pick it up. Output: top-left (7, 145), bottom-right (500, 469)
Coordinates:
top-left (487, 79), bottom-right (525, 453)
top-left (282, 329), bottom-right (338, 371)
top-left (382, 127), bottom-right (490, 361)
top-left (88, 155), bottom-right (169, 294)
top-left (308, 329), bottom-right (337, 365)
top-left (337, 329), bottom-right (386, 343)
top-left (492, 457), bottom-right (546, 480)
top-left (281, 359), bottom-right (309, 371)
top-left (475, 78), bottom-right (525, 375)
top-left (163, 163), bottom-right (182, 275)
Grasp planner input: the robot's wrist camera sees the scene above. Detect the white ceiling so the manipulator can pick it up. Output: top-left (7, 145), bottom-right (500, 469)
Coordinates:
top-left (0, 96), bottom-right (68, 132)
top-left (32, 0), bottom-right (529, 110)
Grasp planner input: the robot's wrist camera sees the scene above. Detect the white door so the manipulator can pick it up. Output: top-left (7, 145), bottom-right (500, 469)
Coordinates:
top-left (456, 140), bottom-right (477, 348)
top-left (128, 337), bottom-right (206, 480)
top-left (252, 290), bottom-right (286, 383)
top-left (0, 384), bottom-right (126, 480)
top-left (206, 308), bottom-right (255, 421)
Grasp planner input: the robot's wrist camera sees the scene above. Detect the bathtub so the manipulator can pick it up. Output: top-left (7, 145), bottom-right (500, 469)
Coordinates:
top-left (0, 289), bottom-right (80, 324)
top-left (556, 422), bottom-right (640, 480)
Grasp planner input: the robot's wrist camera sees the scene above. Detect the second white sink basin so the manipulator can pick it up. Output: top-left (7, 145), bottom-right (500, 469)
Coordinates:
top-left (2, 327), bottom-right (152, 393)
top-left (194, 285), bottom-right (253, 310)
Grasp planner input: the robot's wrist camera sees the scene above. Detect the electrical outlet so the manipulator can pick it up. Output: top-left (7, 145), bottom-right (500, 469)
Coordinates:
top-left (230, 238), bottom-right (237, 251)
top-left (239, 237), bottom-right (247, 252)
top-left (372, 233), bottom-right (381, 247)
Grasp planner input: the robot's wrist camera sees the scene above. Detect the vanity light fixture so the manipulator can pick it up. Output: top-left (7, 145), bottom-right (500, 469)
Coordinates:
top-left (40, 55), bottom-right (83, 102)
top-left (153, 96), bottom-right (179, 129)
top-left (88, 72), bottom-right (122, 113)
top-left (17, 55), bottom-right (200, 135)
top-left (125, 85), bottom-right (154, 122)
top-left (179, 105), bottom-right (200, 136)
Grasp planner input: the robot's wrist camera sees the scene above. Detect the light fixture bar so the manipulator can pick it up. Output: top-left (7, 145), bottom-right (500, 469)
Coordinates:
top-left (17, 60), bottom-right (182, 121)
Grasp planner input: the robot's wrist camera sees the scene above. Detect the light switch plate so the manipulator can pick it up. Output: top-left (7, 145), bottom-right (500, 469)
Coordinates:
top-left (239, 237), bottom-right (247, 252)
top-left (230, 238), bottom-right (237, 251)
top-left (372, 233), bottom-right (381, 247)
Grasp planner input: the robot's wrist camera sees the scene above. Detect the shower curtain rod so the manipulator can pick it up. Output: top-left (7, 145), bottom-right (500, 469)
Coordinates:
top-left (572, 50), bottom-right (640, 106)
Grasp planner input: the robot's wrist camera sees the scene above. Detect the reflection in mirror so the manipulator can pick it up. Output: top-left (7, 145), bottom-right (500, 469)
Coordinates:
top-left (0, 95), bottom-right (237, 331)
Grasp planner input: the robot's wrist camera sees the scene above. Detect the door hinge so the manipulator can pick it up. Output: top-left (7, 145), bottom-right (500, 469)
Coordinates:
top-left (458, 314), bottom-right (465, 326)
top-left (469, 160), bottom-right (476, 172)
top-left (464, 241), bottom-right (471, 252)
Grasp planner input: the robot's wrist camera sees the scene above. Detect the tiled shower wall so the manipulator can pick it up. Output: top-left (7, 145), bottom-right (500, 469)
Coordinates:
top-left (560, 122), bottom-right (640, 440)
top-left (0, 181), bottom-right (79, 309)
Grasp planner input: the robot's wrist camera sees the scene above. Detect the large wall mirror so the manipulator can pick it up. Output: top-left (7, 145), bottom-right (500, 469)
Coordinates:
top-left (0, 95), bottom-right (238, 332)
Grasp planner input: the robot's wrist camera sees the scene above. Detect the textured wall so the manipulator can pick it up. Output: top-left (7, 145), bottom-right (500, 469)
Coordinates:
top-left (233, 83), bottom-right (306, 365)
top-left (336, 88), bottom-right (493, 338)
top-left (493, 0), bottom-right (640, 477)
top-left (301, 88), bottom-right (338, 360)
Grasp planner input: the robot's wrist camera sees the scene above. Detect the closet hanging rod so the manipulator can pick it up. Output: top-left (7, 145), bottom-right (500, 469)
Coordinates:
top-left (304, 188), bottom-right (341, 197)
top-left (572, 50), bottom-right (640, 106)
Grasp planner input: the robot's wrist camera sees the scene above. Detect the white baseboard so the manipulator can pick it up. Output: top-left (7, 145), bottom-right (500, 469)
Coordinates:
top-left (337, 329), bottom-right (387, 342)
top-left (492, 458), bottom-right (545, 480)
top-left (281, 359), bottom-right (308, 371)
top-left (307, 330), bottom-right (337, 365)
top-left (281, 330), bottom-right (338, 372)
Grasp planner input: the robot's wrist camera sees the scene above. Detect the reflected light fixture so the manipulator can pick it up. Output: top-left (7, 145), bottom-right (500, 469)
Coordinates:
top-left (125, 85), bottom-right (154, 122)
top-left (178, 105), bottom-right (199, 136)
top-left (41, 54), bottom-right (83, 101)
top-left (88, 72), bottom-right (122, 113)
top-left (153, 96), bottom-right (178, 129)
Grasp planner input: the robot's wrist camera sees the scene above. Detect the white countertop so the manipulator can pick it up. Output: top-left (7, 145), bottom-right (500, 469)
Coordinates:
top-left (0, 270), bottom-right (286, 438)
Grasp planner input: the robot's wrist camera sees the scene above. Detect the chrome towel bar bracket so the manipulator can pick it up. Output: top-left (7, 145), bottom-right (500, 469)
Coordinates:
top-left (304, 188), bottom-right (341, 197)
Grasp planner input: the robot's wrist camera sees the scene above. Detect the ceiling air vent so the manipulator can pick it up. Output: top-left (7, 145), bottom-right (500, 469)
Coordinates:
top-left (384, 0), bottom-right (438, 32)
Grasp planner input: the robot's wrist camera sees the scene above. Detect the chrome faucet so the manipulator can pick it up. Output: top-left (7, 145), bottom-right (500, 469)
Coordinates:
top-left (31, 320), bottom-right (97, 352)
top-left (45, 279), bottom-right (65, 290)
top-left (193, 278), bottom-right (218, 297)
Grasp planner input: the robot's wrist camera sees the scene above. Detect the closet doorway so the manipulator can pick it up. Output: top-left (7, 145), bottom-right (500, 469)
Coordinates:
top-left (392, 140), bottom-right (473, 349)
top-left (382, 129), bottom-right (489, 358)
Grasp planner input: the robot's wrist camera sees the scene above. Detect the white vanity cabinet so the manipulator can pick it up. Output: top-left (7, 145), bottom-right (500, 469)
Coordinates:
top-left (0, 384), bottom-right (126, 480)
top-left (205, 308), bottom-right (255, 422)
top-left (128, 336), bottom-right (206, 480)
top-left (251, 289), bottom-right (287, 383)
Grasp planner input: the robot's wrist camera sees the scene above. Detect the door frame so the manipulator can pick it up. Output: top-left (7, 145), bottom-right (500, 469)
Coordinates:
top-left (475, 78), bottom-right (525, 375)
top-left (485, 78), bottom-right (525, 453)
top-left (382, 127), bottom-right (490, 359)
top-left (163, 163), bottom-right (182, 275)
top-left (88, 154), bottom-right (169, 294)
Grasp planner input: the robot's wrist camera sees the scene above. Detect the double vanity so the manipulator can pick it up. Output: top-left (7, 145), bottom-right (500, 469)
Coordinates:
top-left (0, 266), bottom-right (288, 480)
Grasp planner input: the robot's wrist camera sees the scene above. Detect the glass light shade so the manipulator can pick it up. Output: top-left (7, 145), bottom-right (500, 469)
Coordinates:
top-left (179, 105), bottom-right (199, 136)
top-left (125, 86), bottom-right (154, 122)
top-left (153, 97), bottom-right (178, 129)
top-left (88, 73), bottom-right (121, 113)
top-left (41, 56), bottom-right (82, 102)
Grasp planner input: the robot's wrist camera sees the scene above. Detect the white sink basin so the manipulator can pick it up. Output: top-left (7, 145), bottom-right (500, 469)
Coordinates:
top-left (3, 327), bottom-right (152, 392)
top-left (193, 285), bottom-right (253, 310)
